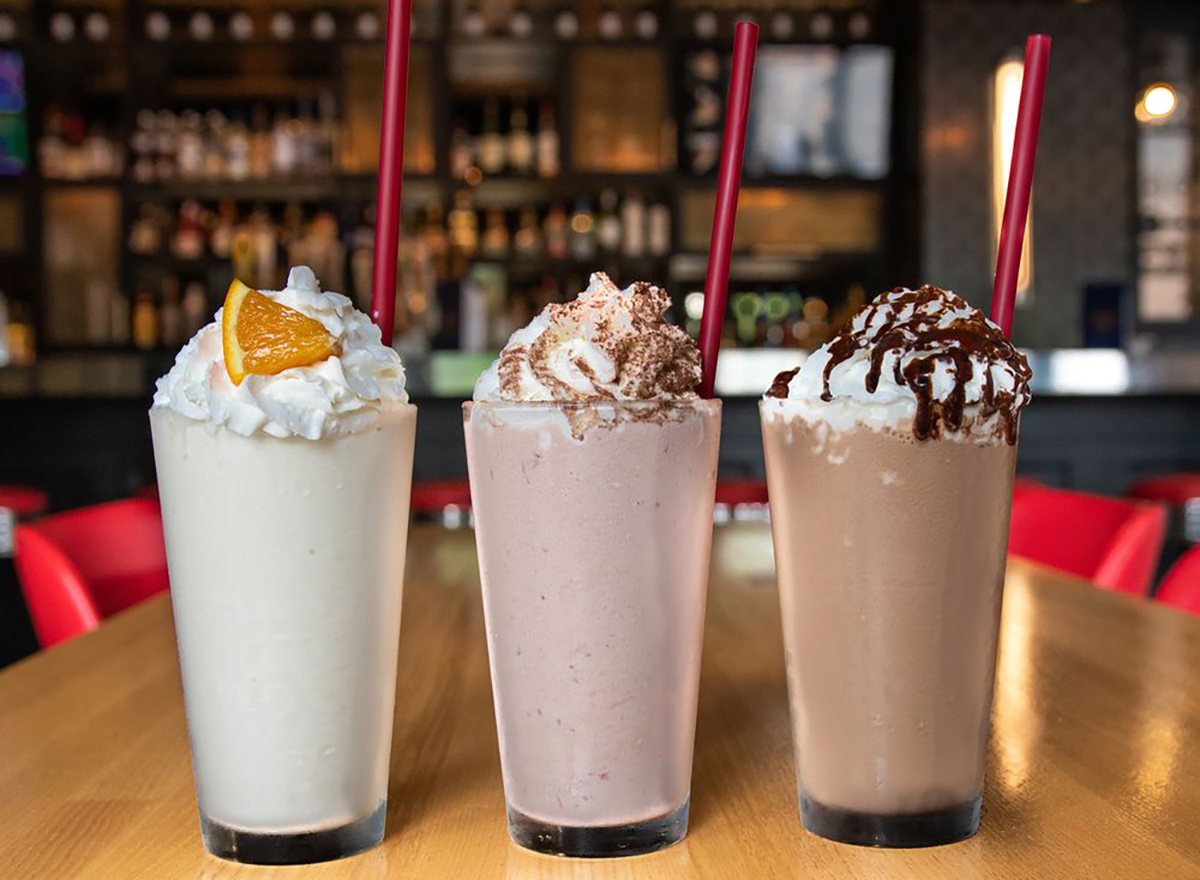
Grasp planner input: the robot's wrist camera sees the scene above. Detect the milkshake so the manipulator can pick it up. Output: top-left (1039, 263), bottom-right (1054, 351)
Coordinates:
top-left (761, 285), bottom-right (1032, 848)
top-left (150, 267), bottom-right (415, 865)
top-left (465, 273), bottom-right (720, 857)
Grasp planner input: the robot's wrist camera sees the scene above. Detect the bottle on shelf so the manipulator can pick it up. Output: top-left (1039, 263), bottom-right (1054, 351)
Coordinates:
top-left (461, 3), bottom-right (487, 38)
top-left (49, 12), bottom-right (75, 43)
top-left (513, 206), bottom-right (543, 258)
top-left (507, 100), bottom-right (535, 174)
top-left (477, 98), bottom-right (506, 175)
top-left (0, 289), bottom-right (9, 367)
top-left (536, 100), bottom-right (559, 178)
top-left (249, 105), bottom-right (272, 179)
top-left (544, 202), bottom-right (569, 259)
top-left (271, 11), bottom-right (296, 41)
top-left (110, 290), bottom-right (130, 347)
top-left (481, 208), bottom-right (511, 259)
top-left (271, 110), bottom-right (300, 177)
top-left (355, 10), bottom-right (381, 39)
top-left (634, 7), bottom-right (659, 40)
top-left (230, 11), bottom-right (254, 41)
top-left (620, 191), bottom-right (646, 258)
top-left (648, 202), bottom-right (671, 256)
top-left (132, 292), bottom-right (159, 350)
top-left (598, 7), bottom-right (623, 40)
top-left (596, 189), bottom-right (622, 254)
top-left (693, 8), bottom-right (719, 40)
top-left (83, 12), bottom-right (110, 42)
top-left (569, 198), bottom-right (596, 262)
top-left (203, 110), bottom-right (229, 179)
top-left (182, 282), bottom-right (208, 337)
top-left (312, 11), bottom-right (337, 41)
top-left (450, 121), bottom-right (473, 180)
top-left (554, 8), bottom-right (579, 40)
top-left (229, 114), bottom-right (257, 182)
top-left (160, 278), bottom-right (185, 349)
top-left (509, 4), bottom-right (534, 38)
top-left (154, 110), bottom-right (178, 181)
top-left (448, 190), bottom-right (480, 267)
top-left (145, 11), bottom-right (171, 42)
top-left (188, 11), bottom-right (215, 42)
top-left (177, 111), bottom-right (204, 179)
top-left (172, 201), bottom-right (206, 260)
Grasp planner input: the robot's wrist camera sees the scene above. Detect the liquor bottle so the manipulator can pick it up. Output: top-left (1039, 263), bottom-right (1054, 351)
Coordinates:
top-left (648, 202), bottom-right (671, 256)
top-left (312, 11), bottom-right (337, 40)
top-left (461, 3), bottom-right (486, 37)
top-left (693, 8), bottom-right (719, 40)
top-left (160, 277), bottom-right (184, 348)
top-left (132, 292), bottom-right (159, 350)
top-left (316, 90), bottom-right (338, 175)
top-left (770, 11), bottom-right (795, 39)
top-left (226, 114), bottom-right (252, 180)
top-left (49, 12), bottom-right (75, 42)
top-left (421, 202), bottom-right (450, 281)
top-left (172, 201), bottom-right (206, 260)
top-left (0, 13), bottom-right (18, 42)
top-left (476, 98), bottom-right (506, 174)
top-left (809, 11), bottom-right (835, 40)
top-left (230, 11), bottom-right (254, 41)
top-left (270, 11), bottom-right (295, 41)
top-left (596, 189), bottom-right (622, 253)
top-left (154, 110), bottom-right (178, 181)
top-left (271, 111), bottom-right (299, 176)
top-left (569, 198), bottom-right (596, 261)
top-left (513, 206), bottom-right (543, 257)
top-left (598, 7), bottom-right (622, 40)
top-left (481, 208), bottom-right (510, 258)
top-left (355, 10), bottom-right (380, 39)
top-left (177, 111), bottom-right (204, 179)
top-left (249, 105), bottom-right (272, 179)
top-left (554, 9), bottom-right (579, 39)
top-left (189, 11), bottom-right (215, 41)
top-left (110, 291), bottom-right (130, 346)
top-left (182, 282), bottom-right (208, 336)
top-left (129, 204), bottom-right (164, 255)
top-left (536, 100), bottom-right (559, 177)
top-left (83, 12), bottom-right (110, 42)
top-left (544, 202), bottom-right (569, 259)
top-left (634, 7), bottom-right (659, 40)
top-left (250, 209), bottom-right (279, 286)
top-left (449, 122), bottom-right (473, 179)
top-left (620, 191), bottom-right (645, 257)
top-left (448, 190), bottom-right (480, 261)
top-left (0, 289), bottom-right (8, 366)
top-left (507, 100), bottom-right (535, 174)
top-left (848, 11), bottom-right (871, 40)
top-left (203, 110), bottom-right (229, 179)
top-left (145, 11), bottom-right (171, 41)
top-left (509, 5), bottom-right (533, 38)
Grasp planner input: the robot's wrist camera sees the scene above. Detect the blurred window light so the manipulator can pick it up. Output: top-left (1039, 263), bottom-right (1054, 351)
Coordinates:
top-left (992, 55), bottom-right (1034, 303)
top-left (992, 54), bottom-right (1034, 304)
top-left (1046, 350), bottom-right (1130, 395)
top-left (1136, 83), bottom-right (1178, 124)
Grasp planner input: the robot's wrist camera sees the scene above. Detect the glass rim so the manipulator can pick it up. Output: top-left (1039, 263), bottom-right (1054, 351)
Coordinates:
top-left (463, 398), bottom-right (721, 413)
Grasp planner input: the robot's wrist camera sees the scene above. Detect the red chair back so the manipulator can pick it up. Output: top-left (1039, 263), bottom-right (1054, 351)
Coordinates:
top-left (14, 498), bottom-right (169, 648)
top-left (1156, 548), bottom-right (1200, 617)
top-left (1008, 486), bottom-right (1167, 595)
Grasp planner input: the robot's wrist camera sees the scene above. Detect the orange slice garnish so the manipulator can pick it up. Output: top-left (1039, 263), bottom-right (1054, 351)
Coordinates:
top-left (222, 279), bottom-right (338, 386)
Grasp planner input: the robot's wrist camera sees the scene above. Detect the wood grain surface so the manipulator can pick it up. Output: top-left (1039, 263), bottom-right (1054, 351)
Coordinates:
top-left (2, 523), bottom-right (1199, 879)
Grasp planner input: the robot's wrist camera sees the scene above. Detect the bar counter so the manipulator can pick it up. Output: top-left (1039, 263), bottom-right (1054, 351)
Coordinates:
top-left (2, 524), bottom-right (1199, 877)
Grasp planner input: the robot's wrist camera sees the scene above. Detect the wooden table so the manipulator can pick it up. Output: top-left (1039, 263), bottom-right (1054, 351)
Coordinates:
top-left (3, 524), bottom-right (1200, 879)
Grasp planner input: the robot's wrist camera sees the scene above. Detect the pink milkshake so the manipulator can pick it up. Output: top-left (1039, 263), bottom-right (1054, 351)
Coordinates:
top-left (465, 274), bottom-right (720, 857)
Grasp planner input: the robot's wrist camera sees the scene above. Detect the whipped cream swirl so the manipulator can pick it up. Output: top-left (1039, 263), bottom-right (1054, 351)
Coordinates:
top-left (766, 285), bottom-right (1032, 443)
top-left (152, 266), bottom-right (407, 440)
top-left (473, 272), bottom-right (700, 402)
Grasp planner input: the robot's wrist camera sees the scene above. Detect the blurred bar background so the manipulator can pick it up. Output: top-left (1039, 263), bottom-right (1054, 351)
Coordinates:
top-left (0, 0), bottom-right (1198, 594)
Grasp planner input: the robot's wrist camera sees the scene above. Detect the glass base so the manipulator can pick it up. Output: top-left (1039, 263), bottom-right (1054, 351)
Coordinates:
top-left (507, 799), bottom-right (689, 858)
top-left (801, 794), bottom-right (981, 848)
top-left (200, 801), bottom-right (386, 865)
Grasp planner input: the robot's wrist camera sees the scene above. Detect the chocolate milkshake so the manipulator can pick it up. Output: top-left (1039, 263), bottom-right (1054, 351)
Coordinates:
top-left (761, 285), bottom-right (1032, 848)
top-left (465, 273), bottom-right (720, 857)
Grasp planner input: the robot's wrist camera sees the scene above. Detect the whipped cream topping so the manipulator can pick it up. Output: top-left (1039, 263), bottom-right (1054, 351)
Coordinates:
top-left (765, 285), bottom-right (1032, 443)
top-left (473, 272), bottom-right (701, 402)
top-left (152, 266), bottom-right (407, 440)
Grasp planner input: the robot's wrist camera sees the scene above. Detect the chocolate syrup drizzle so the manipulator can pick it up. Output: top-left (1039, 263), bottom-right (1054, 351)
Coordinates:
top-left (768, 286), bottom-right (1032, 444)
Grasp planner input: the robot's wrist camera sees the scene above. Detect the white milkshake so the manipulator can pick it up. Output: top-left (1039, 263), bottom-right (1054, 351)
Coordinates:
top-left (150, 267), bottom-right (415, 865)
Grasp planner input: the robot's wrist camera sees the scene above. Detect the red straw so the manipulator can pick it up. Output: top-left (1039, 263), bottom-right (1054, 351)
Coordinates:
top-left (698, 21), bottom-right (759, 399)
top-left (370, 0), bottom-right (414, 342)
top-left (991, 34), bottom-right (1051, 339)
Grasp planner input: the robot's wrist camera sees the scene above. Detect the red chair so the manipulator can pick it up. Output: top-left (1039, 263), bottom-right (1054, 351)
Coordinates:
top-left (716, 480), bottom-right (769, 506)
top-left (1129, 473), bottom-right (1200, 507)
top-left (0, 484), bottom-right (49, 519)
top-left (14, 498), bottom-right (169, 648)
top-left (411, 481), bottom-right (472, 515)
top-left (1008, 486), bottom-right (1167, 595)
top-left (1156, 547), bottom-right (1200, 617)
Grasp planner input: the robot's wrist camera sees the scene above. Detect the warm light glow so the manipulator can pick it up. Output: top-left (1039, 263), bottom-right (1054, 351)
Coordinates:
top-left (684, 291), bottom-right (705, 320)
top-left (1137, 84), bottom-right (1178, 123)
top-left (992, 55), bottom-right (1033, 301)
